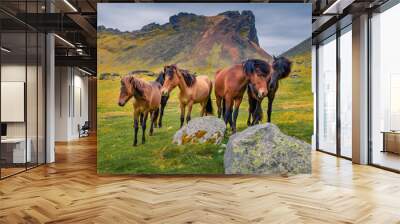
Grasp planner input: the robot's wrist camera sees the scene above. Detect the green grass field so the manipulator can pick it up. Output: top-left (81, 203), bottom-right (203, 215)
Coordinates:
top-left (97, 53), bottom-right (313, 174)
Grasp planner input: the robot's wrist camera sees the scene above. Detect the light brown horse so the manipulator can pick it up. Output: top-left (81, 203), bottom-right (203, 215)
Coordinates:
top-left (215, 59), bottom-right (270, 132)
top-left (118, 76), bottom-right (161, 146)
top-left (160, 65), bottom-right (213, 127)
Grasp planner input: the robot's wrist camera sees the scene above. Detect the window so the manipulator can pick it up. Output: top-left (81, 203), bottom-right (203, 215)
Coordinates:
top-left (0, 1), bottom-right (46, 179)
top-left (370, 3), bottom-right (400, 171)
top-left (339, 26), bottom-right (352, 158)
top-left (317, 35), bottom-right (337, 154)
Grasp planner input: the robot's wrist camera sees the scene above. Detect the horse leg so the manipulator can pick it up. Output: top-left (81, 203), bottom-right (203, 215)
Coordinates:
top-left (252, 101), bottom-right (261, 125)
top-left (247, 95), bottom-right (253, 126)
top-left (222, 98), bottom-right (226, 119)
top-left (140, 113), bottom-right (144, 127)
top-left (186, 102), bottom-right (193, 124)
top-left (142, 112), bottom-right (148, 144)
top-left (200, 102), bottom-right (205, 117)
top-left (247, 100), bottom-right (252, 126)
top-left (267, 96), bottom-right (274, 123)
top-left (216, 95), bottom-right (222, 118)
top-left (150, 109), bottom-right (159, 136)
top-left (180, 103), bottom-right (186, 128)
top-left (133, 111), bottom-right (139, 146)
top-left (232, 98), bottom-right (243, 133)
top-left (224, 98), bottom-right (233, 130)
top-left (158, 95), bottom-right (168, 128)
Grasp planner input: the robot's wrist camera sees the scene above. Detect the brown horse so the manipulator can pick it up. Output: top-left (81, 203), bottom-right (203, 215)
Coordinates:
top-left (247, 56), bottom-right (292, 125)
top-left (118, 76), bottom-right (162, 146)
top-left (215, 59), bottom-right (270, 132)
top-left (160, 65), bottom-right (213, 127)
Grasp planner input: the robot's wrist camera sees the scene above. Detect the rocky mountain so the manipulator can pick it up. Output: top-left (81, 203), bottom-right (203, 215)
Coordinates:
top-left (98, 11), bottom-right (272, 75)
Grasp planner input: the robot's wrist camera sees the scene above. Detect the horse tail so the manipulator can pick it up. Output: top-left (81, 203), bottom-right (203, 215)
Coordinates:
top-left (205, 80), bottom-right (213, 114)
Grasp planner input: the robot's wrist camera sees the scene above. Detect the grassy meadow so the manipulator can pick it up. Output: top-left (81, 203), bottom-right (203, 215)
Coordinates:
top-left (97, 52), bottom-right (313, 174)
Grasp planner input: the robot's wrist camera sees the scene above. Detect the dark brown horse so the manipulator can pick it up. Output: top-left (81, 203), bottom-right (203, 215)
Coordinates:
top-left (161, 65), bottom-right (213, 127)
top-left (247, 56), bottom-right (292, 125)
top-left (154, 71), bottom-right (169, 128)
top-left (215, 59), bottom-right (270, 132)
top-left (118, 76), bottom-right (162, 146)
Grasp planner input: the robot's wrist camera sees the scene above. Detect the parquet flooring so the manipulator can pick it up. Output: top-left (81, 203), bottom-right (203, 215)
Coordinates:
top-left (1, 136), bottom-right (400, 223)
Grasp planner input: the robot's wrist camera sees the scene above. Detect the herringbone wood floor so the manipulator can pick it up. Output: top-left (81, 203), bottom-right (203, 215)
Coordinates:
top-left (1, 136), bottom-right (400, 224)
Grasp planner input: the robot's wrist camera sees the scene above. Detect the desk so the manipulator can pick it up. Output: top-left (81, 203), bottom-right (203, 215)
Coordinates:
top-left (382, 131), bottom-right (400, 154)
top-left (1, 138), bottom-right (31, 163)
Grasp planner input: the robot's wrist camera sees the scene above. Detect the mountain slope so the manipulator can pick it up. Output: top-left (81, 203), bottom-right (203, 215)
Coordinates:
top-left (280, 37), bottom-right (311, 58)
top-left (98, 11), bottom-right (272, 75)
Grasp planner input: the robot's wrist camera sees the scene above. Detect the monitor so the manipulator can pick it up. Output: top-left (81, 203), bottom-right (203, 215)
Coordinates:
top-left (1, 123), bottom-right (7, 137)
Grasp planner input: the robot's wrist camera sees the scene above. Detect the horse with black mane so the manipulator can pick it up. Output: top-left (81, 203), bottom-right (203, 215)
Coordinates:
top-left (215, 59), bottom-right (270, 133)
top-left (247, 56), bottom-right (292, 125)
top-left (160, 65), bottom-right (213, 128)
top-left (154, 71), bottom-right (169, 128)
top-left (118, 75), bottom-right (162, 146)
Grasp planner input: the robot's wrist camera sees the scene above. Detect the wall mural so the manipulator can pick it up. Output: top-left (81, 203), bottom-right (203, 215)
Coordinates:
top-left (97, 3), bottom-right (312, 175)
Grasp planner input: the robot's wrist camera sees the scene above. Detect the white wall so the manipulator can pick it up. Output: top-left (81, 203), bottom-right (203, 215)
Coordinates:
top-left (54, 67), bottom-right (89, 141)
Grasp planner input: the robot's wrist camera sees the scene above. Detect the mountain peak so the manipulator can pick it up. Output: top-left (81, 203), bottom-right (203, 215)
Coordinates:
top-left (218, 10), bottom-right (241, 18)
top-left (98, 10), bottom-right (271, 74)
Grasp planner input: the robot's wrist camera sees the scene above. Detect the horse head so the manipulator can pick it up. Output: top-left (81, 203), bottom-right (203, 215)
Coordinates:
top-left (269, 56), bottom-right (292, 91)
top-left (161, 64), bottom-right (180, 96)
top-left (243, 59), bottom-right (270, 99)
top-left (118, 76), bottom-right (134, 106)
top-left (118, 76), bottom-right (144, 106)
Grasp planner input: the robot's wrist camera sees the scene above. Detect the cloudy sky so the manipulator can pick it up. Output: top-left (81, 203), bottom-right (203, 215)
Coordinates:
top-left (98, 3), bottom-right (311, 55)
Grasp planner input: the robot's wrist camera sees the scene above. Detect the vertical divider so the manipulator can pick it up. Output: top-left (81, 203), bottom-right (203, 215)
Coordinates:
top-left (336, 27), bottom-right (341, 157)
top-left (25, 1), bottom-right (28, 171)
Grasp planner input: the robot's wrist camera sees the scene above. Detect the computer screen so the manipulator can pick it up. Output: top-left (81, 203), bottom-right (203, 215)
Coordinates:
top-left (1, 123), bottom-right (7, 137)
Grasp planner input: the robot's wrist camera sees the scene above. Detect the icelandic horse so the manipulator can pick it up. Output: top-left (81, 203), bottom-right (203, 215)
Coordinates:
top-left (215, 59), bottom-right (270, 133)
top-left (118, 76), bottom-right (162, 146)
top-left (160, 65), bottom-right (213, 128)
top-left (247, 56), bottom-right (292, 125)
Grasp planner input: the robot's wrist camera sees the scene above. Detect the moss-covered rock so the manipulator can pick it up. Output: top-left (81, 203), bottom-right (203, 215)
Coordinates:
top-left (224, 123), bottom-right (311, 175)
top-left (173, 116), bottom-right (226, 145)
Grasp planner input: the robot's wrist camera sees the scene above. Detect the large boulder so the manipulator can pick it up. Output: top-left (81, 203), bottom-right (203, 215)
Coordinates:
top-left (173, 116), bottom-right (226, 145)
top-left (224, 123), bottom-right (311, 175)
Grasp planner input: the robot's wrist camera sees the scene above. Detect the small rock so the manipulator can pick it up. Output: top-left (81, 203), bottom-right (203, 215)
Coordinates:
top-left (173, 116), bottom-right (226, 145)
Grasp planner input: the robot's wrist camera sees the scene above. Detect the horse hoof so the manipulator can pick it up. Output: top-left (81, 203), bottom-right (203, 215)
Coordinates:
top-left (133, 143), bottom-right (137, 147)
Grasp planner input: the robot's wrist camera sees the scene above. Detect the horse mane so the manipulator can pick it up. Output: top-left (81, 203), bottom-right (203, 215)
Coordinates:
top-left (155, 71), bottom-right (165, 85)
top-left (179, 69), bottom-right (196, 87)
top-left (242, 59), bottom-right (270, 77)
top-left (130, 76), bottom-right (146, 97)
top-left (272, 56), bottom-right (292, 79)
